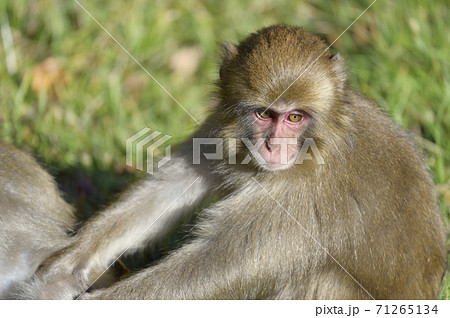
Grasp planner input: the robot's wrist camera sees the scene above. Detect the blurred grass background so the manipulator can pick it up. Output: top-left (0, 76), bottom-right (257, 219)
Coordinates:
top-left (0, 0), bottom-right (449, 298)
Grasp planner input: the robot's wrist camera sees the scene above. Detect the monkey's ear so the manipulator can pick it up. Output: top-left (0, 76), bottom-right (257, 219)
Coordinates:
top-left (221, 42), bottom-right (238, 61)
top-left (219, 42), bottom-right (238, 80)
top-left (330, 53), bottom-right (348, 89)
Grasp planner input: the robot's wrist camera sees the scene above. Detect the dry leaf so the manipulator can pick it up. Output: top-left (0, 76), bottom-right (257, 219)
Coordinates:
top-left (31, 57), bottom-right (68, 98)
top-left (170, 46), bottom-right (203, 79)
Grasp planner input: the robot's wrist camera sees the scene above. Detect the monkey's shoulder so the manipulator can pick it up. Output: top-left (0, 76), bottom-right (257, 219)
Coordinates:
top-left (0, 141), bottom-right (74, 222)
top-left (344, 91), bottom-right (434, 198)
top-left (347, 91), bottom-right (418, 151)
top-left (0, 141), bottom-right (49, 181)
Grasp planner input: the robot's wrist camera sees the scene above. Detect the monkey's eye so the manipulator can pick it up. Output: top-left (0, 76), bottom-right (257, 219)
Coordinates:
top-left (256, 110), bottom-right (272, 120)
top-left (287, 114), bottom-right (303, 123)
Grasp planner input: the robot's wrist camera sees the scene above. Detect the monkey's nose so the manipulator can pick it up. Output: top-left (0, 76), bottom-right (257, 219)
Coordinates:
top-left (265, 140), bottom-right (272, 152)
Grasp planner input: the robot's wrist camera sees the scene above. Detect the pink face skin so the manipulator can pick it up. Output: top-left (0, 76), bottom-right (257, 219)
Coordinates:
top-left (252, 109), bottom-right (308, 171)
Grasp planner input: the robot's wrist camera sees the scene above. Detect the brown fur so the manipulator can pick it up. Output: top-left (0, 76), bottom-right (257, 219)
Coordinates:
top-left (0, 141), bottom-right (75, 298)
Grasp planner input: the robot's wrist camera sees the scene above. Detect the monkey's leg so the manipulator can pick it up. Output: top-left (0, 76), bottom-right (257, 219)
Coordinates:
top-left (302, 270), bottom-right (373, 300)
top-left (80, 237), bottom-right (271, 299)
top-left (80, 190), bottom-right (300, 300)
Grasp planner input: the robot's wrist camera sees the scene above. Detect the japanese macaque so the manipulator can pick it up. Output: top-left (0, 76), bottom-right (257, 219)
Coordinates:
top-left (0, 142), bottom-right (126, 299)
top-left (13, 25), bottom-right (446, 299)
top-left (0, 141), bottom-right (76, 299)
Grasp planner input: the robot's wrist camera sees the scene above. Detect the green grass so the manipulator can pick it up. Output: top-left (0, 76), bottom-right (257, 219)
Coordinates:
top-left (0, 0), bottom-right (449, 298)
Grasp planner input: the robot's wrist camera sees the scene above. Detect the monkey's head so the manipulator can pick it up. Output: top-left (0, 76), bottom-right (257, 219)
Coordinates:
top-left (214, 25), bottom-right (353, 172)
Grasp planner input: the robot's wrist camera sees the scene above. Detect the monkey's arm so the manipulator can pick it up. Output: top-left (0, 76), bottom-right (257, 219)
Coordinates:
top-left (80, 187), bottom-right (285, 300)
top-left (27, 152), bottom-right (215, 299)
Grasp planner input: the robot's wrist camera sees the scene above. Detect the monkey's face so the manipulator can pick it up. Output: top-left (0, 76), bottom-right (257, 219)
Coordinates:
top-left (217, 25), bottom-right (350, 173)
top-left (250, 106), bottom-right (310, 171)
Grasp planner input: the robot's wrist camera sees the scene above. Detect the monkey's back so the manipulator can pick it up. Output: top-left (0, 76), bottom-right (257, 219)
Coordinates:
top-left (344, 91), bottom-right (446, 299)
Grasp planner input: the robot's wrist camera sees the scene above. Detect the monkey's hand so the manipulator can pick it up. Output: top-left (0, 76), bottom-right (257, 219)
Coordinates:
top-left (9, 272), bottom-right (83, 300)
top-left (10, 248), bottom-right (113, 299)
top-left (6, 244), bottom-right (92, 300)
